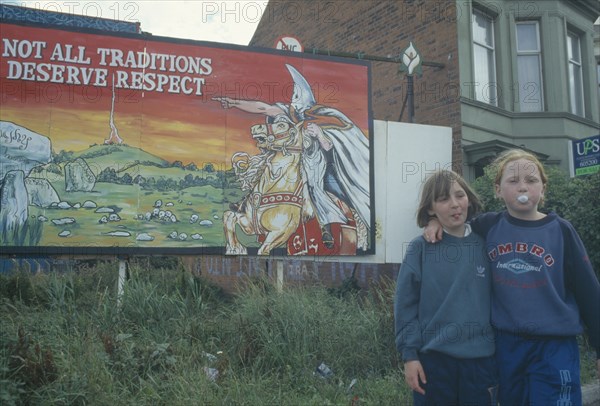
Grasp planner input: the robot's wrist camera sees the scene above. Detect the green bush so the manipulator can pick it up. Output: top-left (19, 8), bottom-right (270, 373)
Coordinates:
top-left (563, 172), bottom-right (600, 277)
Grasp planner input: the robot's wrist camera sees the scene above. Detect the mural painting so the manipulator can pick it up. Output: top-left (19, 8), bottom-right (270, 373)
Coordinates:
top-left (0, 21), bottom-right (373, 256)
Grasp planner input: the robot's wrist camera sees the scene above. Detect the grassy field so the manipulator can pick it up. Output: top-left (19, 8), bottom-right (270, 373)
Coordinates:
top-left (24, 177), bottom-right (253, 249)
top-left (17, 143), bottom-right (253, 250)
top-left (37, 182), bottom-right (241, 248)
top-left (0, 261), bottom-right (597, 405)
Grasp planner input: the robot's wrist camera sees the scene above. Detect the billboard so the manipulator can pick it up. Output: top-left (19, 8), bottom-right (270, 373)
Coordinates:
top-left (0, 21), bottom-right (373, 256)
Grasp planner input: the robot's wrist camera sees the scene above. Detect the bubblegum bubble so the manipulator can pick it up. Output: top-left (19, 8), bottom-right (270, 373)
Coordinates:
top-left (517, 195), bottom-right (528, 203)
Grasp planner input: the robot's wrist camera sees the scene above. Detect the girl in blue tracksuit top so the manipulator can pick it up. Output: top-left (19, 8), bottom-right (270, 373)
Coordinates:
top-left (426, 149), bottom-right (600, 405)
top-left (395, 170), bottom-right (497, 405)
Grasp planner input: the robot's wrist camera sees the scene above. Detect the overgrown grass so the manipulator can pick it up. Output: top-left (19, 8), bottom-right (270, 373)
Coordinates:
top-left (0, 262), bottom-right (408, 405)
top-left (0, 262), bottom-right (596, 405)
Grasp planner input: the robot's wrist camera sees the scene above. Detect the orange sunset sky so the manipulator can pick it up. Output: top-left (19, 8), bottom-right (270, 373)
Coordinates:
top-left (1, 23), bottom-right (371, 166)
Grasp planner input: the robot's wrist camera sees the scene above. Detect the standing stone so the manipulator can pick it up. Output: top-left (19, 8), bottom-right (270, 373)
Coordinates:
top-left (0, 170), bottom-right (28, 239)
top-left (25, 178), bottom-right (60, 207)
top-left (0, 121), bottom-right (52, 180)
top-left (1, 122), bottom-right (53, 242)
top-left (65, 158), bottom-right (96, 192)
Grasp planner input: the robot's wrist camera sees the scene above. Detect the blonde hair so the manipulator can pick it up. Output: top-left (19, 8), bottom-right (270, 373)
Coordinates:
top-left (492, 149), bottom-right (548, 205)
top-left (416, 170), bottom-right (482, 227)
top-left (492, 149), bottom-right (548, 185)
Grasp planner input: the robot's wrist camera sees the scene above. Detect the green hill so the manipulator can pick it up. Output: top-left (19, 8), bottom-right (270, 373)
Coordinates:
top-left (66, 144), bottom-right (226, 188)
top-left (72, 144), bottom-right (170, 169)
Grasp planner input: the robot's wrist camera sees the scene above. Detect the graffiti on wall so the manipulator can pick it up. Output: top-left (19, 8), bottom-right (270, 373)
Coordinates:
top-left (192, 256), bottom-right (399, 290)
top-left (0, 22), bottom-right (373, 256)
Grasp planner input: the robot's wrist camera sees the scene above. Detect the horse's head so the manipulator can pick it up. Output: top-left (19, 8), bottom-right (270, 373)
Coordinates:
top-left (251, 121), bottom-right (302, 154)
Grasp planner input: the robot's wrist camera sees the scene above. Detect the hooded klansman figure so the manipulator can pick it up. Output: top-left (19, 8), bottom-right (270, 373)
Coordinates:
top-left (214, 64), bottom-right (371, 249)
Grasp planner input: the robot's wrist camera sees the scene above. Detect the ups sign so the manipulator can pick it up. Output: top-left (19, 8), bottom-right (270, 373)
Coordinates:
top-left (569, 135), bottom-right (600, 177)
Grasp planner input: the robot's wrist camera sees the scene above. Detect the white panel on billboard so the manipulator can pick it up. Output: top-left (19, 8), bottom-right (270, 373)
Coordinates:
top-left (384, 122), bottom-right (452, 264)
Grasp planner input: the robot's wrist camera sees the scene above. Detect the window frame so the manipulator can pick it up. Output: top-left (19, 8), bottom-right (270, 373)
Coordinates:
top-left (471, 8), bottom-right (498, 106)
top-left (566, 30), bottom-right (585, 116)
top-left (515, 20), bottom-right (544, 112)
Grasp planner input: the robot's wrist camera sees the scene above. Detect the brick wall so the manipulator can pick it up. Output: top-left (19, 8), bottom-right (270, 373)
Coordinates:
top-left (182, 256), bottom-right (399, 294)
top-left (250, 0), bottom-right (463, 169)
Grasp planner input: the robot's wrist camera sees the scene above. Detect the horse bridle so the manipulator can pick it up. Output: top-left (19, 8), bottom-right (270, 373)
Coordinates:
top-left (261, 124), bottom-right (302, 154)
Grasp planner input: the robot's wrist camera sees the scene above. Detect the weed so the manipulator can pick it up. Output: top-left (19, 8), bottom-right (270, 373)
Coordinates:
top-left (6, 327), bottom-right (58, 390)
top-left (0, 271), bottom-right (39, 305)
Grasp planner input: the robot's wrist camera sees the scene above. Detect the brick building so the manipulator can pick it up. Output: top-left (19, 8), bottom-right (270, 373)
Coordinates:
top-left (249, 0), bottom-right (600, 179)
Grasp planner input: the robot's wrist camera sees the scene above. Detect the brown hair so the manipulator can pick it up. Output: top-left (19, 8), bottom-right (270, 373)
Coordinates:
top-left (416, 170), bottom-right (483, 227)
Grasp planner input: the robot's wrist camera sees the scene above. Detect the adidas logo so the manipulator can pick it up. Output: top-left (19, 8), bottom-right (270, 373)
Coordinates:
top-left (476, 265), bottom-right (486, 277)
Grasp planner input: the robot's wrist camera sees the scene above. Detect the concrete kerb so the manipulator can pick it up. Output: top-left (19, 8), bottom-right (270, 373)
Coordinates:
top-left (583, 381), bottom-right (600, 406)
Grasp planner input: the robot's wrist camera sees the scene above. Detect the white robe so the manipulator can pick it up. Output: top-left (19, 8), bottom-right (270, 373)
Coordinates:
top-left (275, 103), bottom-right (371, 230)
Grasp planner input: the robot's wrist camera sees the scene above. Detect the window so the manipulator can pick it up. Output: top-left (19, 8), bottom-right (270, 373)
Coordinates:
top-left (472, 9), bottom-right (497, 105)
top-left (516, 21), bottom-right (543, 112)
top-left (567, 31), bottom-right (584, 116)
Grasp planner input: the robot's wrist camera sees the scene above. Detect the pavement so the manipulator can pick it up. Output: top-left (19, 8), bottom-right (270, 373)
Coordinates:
top-left (583, 382), bottom-right (600, 406)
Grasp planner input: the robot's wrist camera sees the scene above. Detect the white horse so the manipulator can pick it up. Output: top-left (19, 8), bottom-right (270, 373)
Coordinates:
top-left (223, 121), bottom-right (305, 255)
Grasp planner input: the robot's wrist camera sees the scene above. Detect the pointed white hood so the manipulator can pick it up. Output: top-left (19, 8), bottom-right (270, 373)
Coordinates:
top-left (286, 64), bottom-right (315, 117)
